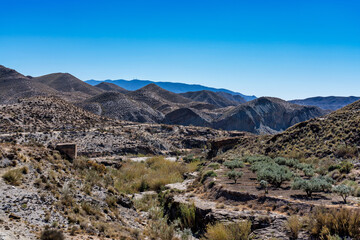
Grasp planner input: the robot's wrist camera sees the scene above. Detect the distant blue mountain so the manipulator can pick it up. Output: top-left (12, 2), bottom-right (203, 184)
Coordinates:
top-left (85, 79), bottom-right (256, 101)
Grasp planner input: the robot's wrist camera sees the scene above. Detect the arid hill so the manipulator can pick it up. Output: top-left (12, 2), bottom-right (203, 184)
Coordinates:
top-left (33, 72), bottom-right (103, 99)
top-left (263, 99), bottom-right (360, 158)
top-left (0, 96), bottom-right (110, 133)
top-left (180, 90), bottom-right (240, 108)
top-left (213, 97), bottom-right (328, 134)
top-left (78, 91), bottom-right (164, 123)
top-left (127, 83), bottom-right (193, 113)
top-left (94, 82), bottom-right (129, 94)
top-left (0, 65), bottom-right (58, 104)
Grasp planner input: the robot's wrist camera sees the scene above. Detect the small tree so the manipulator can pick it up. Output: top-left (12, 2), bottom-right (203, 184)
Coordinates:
top-left (332, 184), bottom-right (354, 204)
top-left (227, 170), bottom-right (243, 184)
top-left (260, 180), bottom-right (268, 194)
top-left (291, 177), bottom-right (332, 198)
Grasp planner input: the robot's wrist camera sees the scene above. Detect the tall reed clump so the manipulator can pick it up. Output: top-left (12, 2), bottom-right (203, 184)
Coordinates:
top-left (113, 156), bottom-right (188, 193)
top-left (309, 207), bottom-right (360, 239)
top-left (203, 220), bottom-right (252, 240)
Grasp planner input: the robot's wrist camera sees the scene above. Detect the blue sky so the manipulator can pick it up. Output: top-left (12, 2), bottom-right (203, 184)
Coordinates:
top-left (0, 0), bottom-right (359, 100)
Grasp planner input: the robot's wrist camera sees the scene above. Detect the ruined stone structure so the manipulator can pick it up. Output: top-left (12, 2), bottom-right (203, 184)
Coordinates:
top-left (55, 143), bottom-right (77, 160)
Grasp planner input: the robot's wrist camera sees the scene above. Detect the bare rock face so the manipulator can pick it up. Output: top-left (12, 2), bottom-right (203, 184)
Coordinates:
top-left (213, 97), bottom-right (328, 134)
top-left (163, 108), bottom-right (211, 127)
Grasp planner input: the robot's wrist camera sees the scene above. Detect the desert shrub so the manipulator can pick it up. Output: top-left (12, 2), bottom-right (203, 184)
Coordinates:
top-left (223, 160), bottom-right (244, 170)
top-left (243, 155), bottom-right (271, 164)
top-left (309, 208), bottom-right (360, 239)
top-left (201, 171), bottom-right (217, 183)
top-left (291, 176), bottom-right (332, 198)
top-left (208, 163), bottom-right (220, 170)
top-left (256, 163), bottom-right (293, 187)
top-left (183, 154), bottom-right (200, 163)
top-left (134, 193), bottom-right (158, 212)
top-left (332, 184), bottom-right (354, 203)
top-left (203, 220), bottom-right (251, 240)
top-left (105, 195), bottom-right (117, 208)
top-left (40, 228), bottom-right (64, 240)
top-left (275, 157), bottom-right (299, 168)
top-left (296, 163), bottom-right (315, 177)
top-left (227, 170), bottom-right (243, 183)
top-left (339, 161), bottom-right (353, 174)
top-left (145, 206), bottom-right (176, 240)
top-left (81, 202), bottom-right (100, 216)
top-left (287, 215), bottom-right (302, 239)
top-left (335, 145), bottom-right (358, 159)
top-left (61, 183), bottom-right (74, 206)
top-left (2, 167), bottom-right (27, 186)
top-left (179, 203), bottom-right (196, 230)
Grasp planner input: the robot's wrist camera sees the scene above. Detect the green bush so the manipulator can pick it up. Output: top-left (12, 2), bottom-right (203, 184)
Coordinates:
top-left (227, 170), bottom-right (243, 184)
top-left (256, 163), bottom-right (293, 187)
top-left (208, 163), bottom-right (220, 170)
top-left (224, 160), bottom-right (244, 170)
top-left (201, 171), bottom-right (217, 183)
top-left (243, 155), bottom-right (271, 164)
top-left (275, 157), bottom-right (299, 168)
top-left (339, 161), bottom-right (354, 174)
top-left (179, 203), bottom-right (196, 230)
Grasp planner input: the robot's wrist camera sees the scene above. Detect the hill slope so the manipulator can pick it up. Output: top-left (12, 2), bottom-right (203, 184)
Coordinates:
top-left (34, 73), bottom-right (103, 98)
top-left (127, 83), bottom-right (193, 113)
top-left (0, 65), bottom-right (58, 104)
top-left (86, 79), bottom-right (256, 101)
top-left (289, 96), bottom-right (360, 111)
top-left (94, 82), bottom-right (129, 94)
top-left (213, 97), bottom-right (328, 134)
top-left (180, 90), bottom-right (240, 108)
top-left (262, 99), bottom-right (360, 158)
top-left (78, 91), bottom-right (164, 123)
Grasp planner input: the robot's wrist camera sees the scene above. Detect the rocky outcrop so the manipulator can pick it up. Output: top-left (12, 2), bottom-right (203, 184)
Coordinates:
top-left (213, 97), bottom-right (328, 134)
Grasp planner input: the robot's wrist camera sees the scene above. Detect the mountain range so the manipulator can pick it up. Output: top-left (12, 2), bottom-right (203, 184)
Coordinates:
top-left (0, 64), bottom-right (345, 135)
top-left (86, 79), bottom-right (257, 101)
top-left (289, 96), bottom-right (360, 111)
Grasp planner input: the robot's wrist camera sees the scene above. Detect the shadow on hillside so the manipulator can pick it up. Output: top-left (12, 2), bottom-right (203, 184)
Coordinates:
top-left (290, 194), bottom-right (330, 201)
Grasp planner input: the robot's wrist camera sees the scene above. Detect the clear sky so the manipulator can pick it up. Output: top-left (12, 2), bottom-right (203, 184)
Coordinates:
top-left (0, 0), bottom-right (359, 100)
